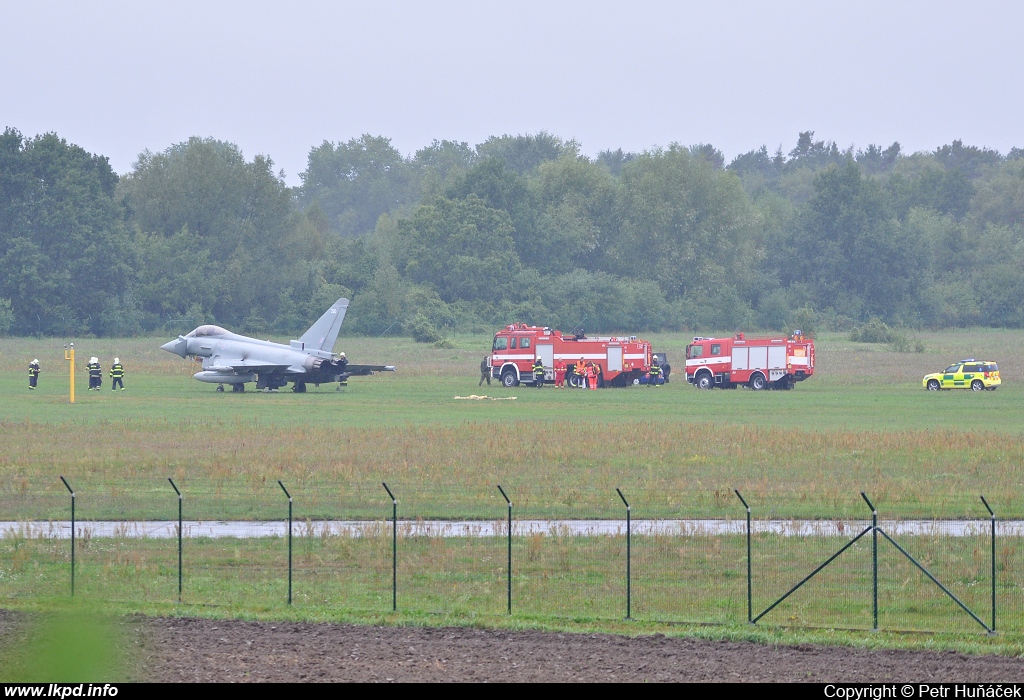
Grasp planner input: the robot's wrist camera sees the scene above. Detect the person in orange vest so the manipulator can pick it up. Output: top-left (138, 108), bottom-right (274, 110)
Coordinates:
top-left (575, 357), bottom-right (587, 389)
top-left (554, 359), bottom-right (567, 388)
top-left (587, 361), bottom-right (598, 390)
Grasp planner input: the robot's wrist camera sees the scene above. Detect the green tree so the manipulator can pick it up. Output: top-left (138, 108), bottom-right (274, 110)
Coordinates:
top-left (475, 132), bottom-right (573, 175)
top-left (0, 128), bottom-right (133, 335)
top-left (787, 162), bottom-right (922, 320)
top-left (396, 195), bottom-right (520, 304)
top-left (611, 145), bottom-right (760, 303)
top-left (298, 135), bottom-right (417, 237)
top-left (121, 137), bottom-right (304, 327)
top-left (528, 155), bottom-right (618, 274)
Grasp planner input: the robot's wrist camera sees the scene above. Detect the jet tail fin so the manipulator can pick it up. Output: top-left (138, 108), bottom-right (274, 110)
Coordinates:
top-left (298, 298), bottom-right (349, 352)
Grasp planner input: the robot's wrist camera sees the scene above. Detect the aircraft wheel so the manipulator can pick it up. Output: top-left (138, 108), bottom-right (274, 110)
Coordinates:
top-left (232, 384), bottom-right (245, 393)
top-left (216, 385), bottom-right (224, 392)
top-left (293, 382), bottom-right (307, 393)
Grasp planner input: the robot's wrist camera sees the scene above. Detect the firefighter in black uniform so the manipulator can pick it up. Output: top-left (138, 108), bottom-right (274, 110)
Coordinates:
top-left (532, 358), bottom-right (545, 388)
top-left (110, 358), bottom-right (125, 391)
top-left (336, 351), bottom-right (349, 389)
top-left (648, 357), bottom-right (663, 386)
top-left (87, 357), bottom-right (102, 390)
top-left (28, 359), bottom-right (40, 390)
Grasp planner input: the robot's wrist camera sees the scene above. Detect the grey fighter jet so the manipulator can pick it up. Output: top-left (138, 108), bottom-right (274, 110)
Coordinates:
top-left (160, 299), bottom-right (395, 392)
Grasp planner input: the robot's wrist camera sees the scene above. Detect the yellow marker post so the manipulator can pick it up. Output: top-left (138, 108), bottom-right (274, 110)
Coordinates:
top-left (63, 344), bottom-right (75, 404)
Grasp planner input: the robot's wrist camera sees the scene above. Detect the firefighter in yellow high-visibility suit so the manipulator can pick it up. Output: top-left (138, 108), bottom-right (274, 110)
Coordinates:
top-left (110, 358), bottom-right (125, 391)
top-left (28, 360), bottom-right (40, 390)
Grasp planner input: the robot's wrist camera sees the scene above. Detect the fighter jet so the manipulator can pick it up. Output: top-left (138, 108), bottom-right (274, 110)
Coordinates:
top-left (160, 299), bottom-right (395, 392)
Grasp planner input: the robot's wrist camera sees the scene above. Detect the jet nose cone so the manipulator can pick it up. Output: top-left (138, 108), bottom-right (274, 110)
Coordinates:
top-left (161, 337), bottom-right (187, 358)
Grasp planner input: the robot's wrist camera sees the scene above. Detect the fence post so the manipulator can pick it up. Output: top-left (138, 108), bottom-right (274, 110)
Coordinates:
top-left (382, 482), bottom-right (397, 611)
top-left (497, 485), bottom-right (512, 614)
top-left (278, 481), bottom-right (292, 605)
top-left (616, 488), bottom-right (631, 620)
top-left (861, 492), bottom-right (878, 631)
top-left (981, 495), bottom-right (996, 634)
top-left (734, 490), bottom-right (752, 624)
top-left (60, 476), bottom-right (74, 597)
top-left (168, 478), bottom-right (182, 602)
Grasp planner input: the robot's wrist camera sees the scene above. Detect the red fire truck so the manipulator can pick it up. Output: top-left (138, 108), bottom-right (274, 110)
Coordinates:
top-left (489, 324), bottom-right (657, 387)
top-left (685, 332), bottom-right (815, 390)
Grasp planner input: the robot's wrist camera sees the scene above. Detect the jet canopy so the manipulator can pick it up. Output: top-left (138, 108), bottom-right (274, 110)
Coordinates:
top-left (185, 325), bottom-right (229, 338)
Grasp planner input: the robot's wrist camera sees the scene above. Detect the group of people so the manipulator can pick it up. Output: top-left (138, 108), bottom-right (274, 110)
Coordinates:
top-left (560, 358), bottom-right (602, 389)
top-left (480, 355), bottom-right (664, 389)
top-left (88, 357), bottom-right (126, 390)
top-left (27, 357), bottom-right (126, 391)
top-left (528, 357), bottom-right (604, 389)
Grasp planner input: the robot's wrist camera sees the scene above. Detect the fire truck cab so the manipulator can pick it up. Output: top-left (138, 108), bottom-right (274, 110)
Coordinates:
top-left (685, 332), bottom-right (815, 390)
top-left (490, 324), bottom-right (655, 387)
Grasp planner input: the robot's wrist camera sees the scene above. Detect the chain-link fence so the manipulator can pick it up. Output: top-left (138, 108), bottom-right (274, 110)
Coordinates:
top-left (0, 477), bottom-right (1019, 634)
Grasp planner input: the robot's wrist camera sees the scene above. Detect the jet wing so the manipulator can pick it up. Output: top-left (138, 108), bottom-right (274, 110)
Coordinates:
top-left (343, 364), bottom-right (397, 376)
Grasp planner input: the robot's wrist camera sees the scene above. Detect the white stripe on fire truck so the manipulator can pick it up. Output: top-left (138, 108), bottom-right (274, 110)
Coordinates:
top-left (495, 352), bottom-right (651, 362)
top-left (685, 357), bottom-right (731, 367)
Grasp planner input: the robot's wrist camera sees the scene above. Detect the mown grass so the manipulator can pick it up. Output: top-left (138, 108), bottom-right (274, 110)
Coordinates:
top-left (1, 419), bottom-right (1021, 519)
top-left (2, 329), bottom-right (1024, 646)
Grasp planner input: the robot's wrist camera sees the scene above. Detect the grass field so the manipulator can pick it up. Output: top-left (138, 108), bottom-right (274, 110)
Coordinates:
top-left (2, 328), bottom-right (1024, 651)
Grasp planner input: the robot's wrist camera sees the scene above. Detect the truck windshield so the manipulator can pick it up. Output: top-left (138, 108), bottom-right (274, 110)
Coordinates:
top-left (687, 345), bottom-right (703, 359)
top-left (493, 337), bottom-right (507, 351)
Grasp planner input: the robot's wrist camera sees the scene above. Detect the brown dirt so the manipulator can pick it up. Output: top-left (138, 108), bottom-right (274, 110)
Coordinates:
top-left (129, 617), bottom-right (1024, 682)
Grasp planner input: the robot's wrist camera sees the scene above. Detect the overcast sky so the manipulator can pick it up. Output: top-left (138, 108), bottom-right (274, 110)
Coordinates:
top-left (3, 1), bottom-right (1021, 184)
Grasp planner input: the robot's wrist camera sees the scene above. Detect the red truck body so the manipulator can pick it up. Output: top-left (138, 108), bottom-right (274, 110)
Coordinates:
top-left (490, 324), bottom-right (655, 387)
top-left (684, 332), bottom-right (815, 390)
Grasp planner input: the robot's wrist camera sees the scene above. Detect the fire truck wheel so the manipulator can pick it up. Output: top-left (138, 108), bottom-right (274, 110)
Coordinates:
top-left (749, 373), bottom-right (767, 390)
top-left (501, 370), bottom-right (519, 388)
top-left (632, 377), bottom-right (641, 386)
top-left (695, 372), bottom-right (714, 390)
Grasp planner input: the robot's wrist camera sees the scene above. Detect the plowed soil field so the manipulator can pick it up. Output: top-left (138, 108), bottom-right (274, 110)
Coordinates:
top-left (134, 618), bottom-right (1024, 682)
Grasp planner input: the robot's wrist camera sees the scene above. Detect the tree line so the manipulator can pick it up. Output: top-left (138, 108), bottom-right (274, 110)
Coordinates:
top-left (1, 127), bottom-right (1022, 339)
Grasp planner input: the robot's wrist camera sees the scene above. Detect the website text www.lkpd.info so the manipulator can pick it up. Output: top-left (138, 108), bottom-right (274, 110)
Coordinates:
top-left (4, 686), bottom-right (118, 698)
